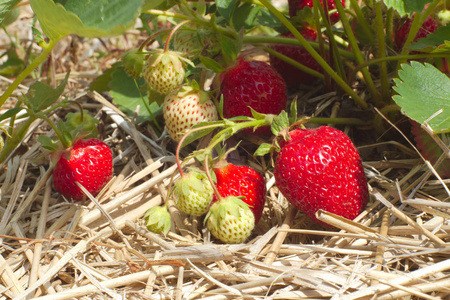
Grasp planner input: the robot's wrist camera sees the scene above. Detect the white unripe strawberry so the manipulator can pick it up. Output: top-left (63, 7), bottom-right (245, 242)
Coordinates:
top-left (205, 196), bottom-right (255, 244)
top-left (174, 169), bottom-right (214, 216)
top-left (163, 84), bottom-right (218, 142)
top-left (143, 50), bottom-right (186, 94)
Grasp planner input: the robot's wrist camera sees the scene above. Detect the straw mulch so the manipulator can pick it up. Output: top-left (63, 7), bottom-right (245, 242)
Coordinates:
top-left (1, 7), bottom-right (450, 300)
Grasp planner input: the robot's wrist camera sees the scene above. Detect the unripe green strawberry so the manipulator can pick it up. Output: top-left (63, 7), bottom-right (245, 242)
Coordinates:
top-left (174, 170), bottom-right (214, 216)
top-left (163, 85), bottom-right (218, 142)
top-left (173, 31), bottom-right (202, 60)
top-left (142, 50), bottom-right (186, 94)
top-left (144, 205), bottom-right (171, 235)
top-left (121, 49), bottom-right (145, 78)
top-left (205, 196), bottom-right (255, 244)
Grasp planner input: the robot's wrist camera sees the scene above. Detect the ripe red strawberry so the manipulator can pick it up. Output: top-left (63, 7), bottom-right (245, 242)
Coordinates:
top-left (213, 163), bottom-right (266, 224)
top-left (205, 196), bottom-right (255, 244)
top-left (269, 27), bottom-right (322, 88)
top-left (410, 120), bottom-right (450, 178)
top-left (394, 16), bottom-right (438, 50)
top-left (142, 50), bottom-right (186, 94)
top-left (219, 58), bottom-right (287, 135)
top-left (274, 126), bottom-right (368, 225)
top-left (288, 0), bottom-right (345, 24)
top-left (163, 85), bottom-right (219, 142)
top-left (53, 138), bottom-right (113, 201)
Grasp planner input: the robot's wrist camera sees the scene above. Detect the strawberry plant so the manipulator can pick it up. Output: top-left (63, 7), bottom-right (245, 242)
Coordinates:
top-left (1, 0), bottom-right (450, 297)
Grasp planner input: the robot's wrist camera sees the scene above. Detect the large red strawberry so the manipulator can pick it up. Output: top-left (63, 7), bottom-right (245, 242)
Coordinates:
top-left (274, 126), bottom-right (368, 225)
top-left (394, 16), bottom-right (438, 50)
top-left (288, 0), bottom-right (345, 24)
top-left (53, 138), bottom-right (113, 201)
top-left (212, 162), bottom-right (266, 224)
top-left (219, 58), bottom-right (287, 135)
top-left (269, 27), bottom-right (322, 88)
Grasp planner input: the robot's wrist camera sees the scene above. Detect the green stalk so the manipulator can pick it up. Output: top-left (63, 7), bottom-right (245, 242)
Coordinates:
top-left (349, 0), bottom-right (375, 45)
top-left (243, 35), bottom-right (356, 60)
top-left (374, 1), bottom-right (390, 104)
top-left (385, 7), bottom-right (394, 50)
top-left (334, 0), bottom-right (381, 107)
top-left (308, 117), bottom-right (371, 126)
top-left (264, 47), bottom-right (325, 80)
top-left (258, 0), bottom-right (368, 109)
top-left (350, 52), bottom-right (450, 81)
top-left (0, 38), bottom-right (60, 108)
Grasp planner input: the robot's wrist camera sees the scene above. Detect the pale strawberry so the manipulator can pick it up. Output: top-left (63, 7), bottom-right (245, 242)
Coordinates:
top-left (143, 50), bottom-right (186, 94)
top-left (205, 196), bottom-right (255, 244)
top-left (173, 169), bottom-right (214, 216)
top-left (163, 85), bottom-right (218, 142)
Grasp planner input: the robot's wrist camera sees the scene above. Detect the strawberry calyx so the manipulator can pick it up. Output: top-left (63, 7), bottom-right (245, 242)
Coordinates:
top-left (204, 195), bottom-right (252, 228)
top-left (144, 205), bottom-right (172, 235)
top-left (37, 109), bottom-right (100, 166)
top-left (175, 80), bottom-right (211, 105)
top-left (121, 48), bottom-right (145, 79)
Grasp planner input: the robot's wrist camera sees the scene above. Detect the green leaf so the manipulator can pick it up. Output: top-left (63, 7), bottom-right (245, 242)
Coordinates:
top-left (254, 143), bottom-right (272, 157)
top-left (199, 56), bottom-right (224, 73)
top-left (89, 63), bottom-right (119, 93)
top-left (383, 0), bottom-right (430, 16)
top-left (109, 67), bottom-right (161, 124)
top-left (30, 0), bottom-right (142, 40)
top-left (409, 23), bottom-right (450, 51)
top-left (216, 0), bottom-right (236, 21)
top-left (232, 2), bottom-right (261, 30)
top-left (36, 135), bottom-right (60, 152)
top-left (257, 7), bottom-right (282, 28)
top-left (271, 111), bottom-right (290, 135)
top-left (0, 0), bottom-right (20, 26)
top-left (219, 35), bottom-right (238, 65)
top-left (0, 107), bottom-right (25, 122)
top-left (178, 121), bottom-right (222, 149)
top-left (27, 72), bottom-right (69, 112)
top-left (393, 62), bottom-right (450, 133)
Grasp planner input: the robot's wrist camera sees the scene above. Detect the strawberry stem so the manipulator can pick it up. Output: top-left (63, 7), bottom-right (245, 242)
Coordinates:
top-left (38, 113), bottom-right (70, 149)
top-left (137, 29), bottom-right (172, 53)
top-left (164, 20), bottom-right (191, 53)
top-left (203, 152), bottom-right (223, 202)
top-left (0, 38), bottom-right (61, 109)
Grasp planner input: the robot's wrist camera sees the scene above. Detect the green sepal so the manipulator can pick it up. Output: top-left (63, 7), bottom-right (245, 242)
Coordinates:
top-left (270, 111), bottom-right (290, 136)
top-left (121, 49), bottom-right (145, 78)
top-left (144, 205), bottom-right (172, 235)
top-left (65, 110), bottom-right (99, 139)
top-left (36, 135), bottom-right (61, 152)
